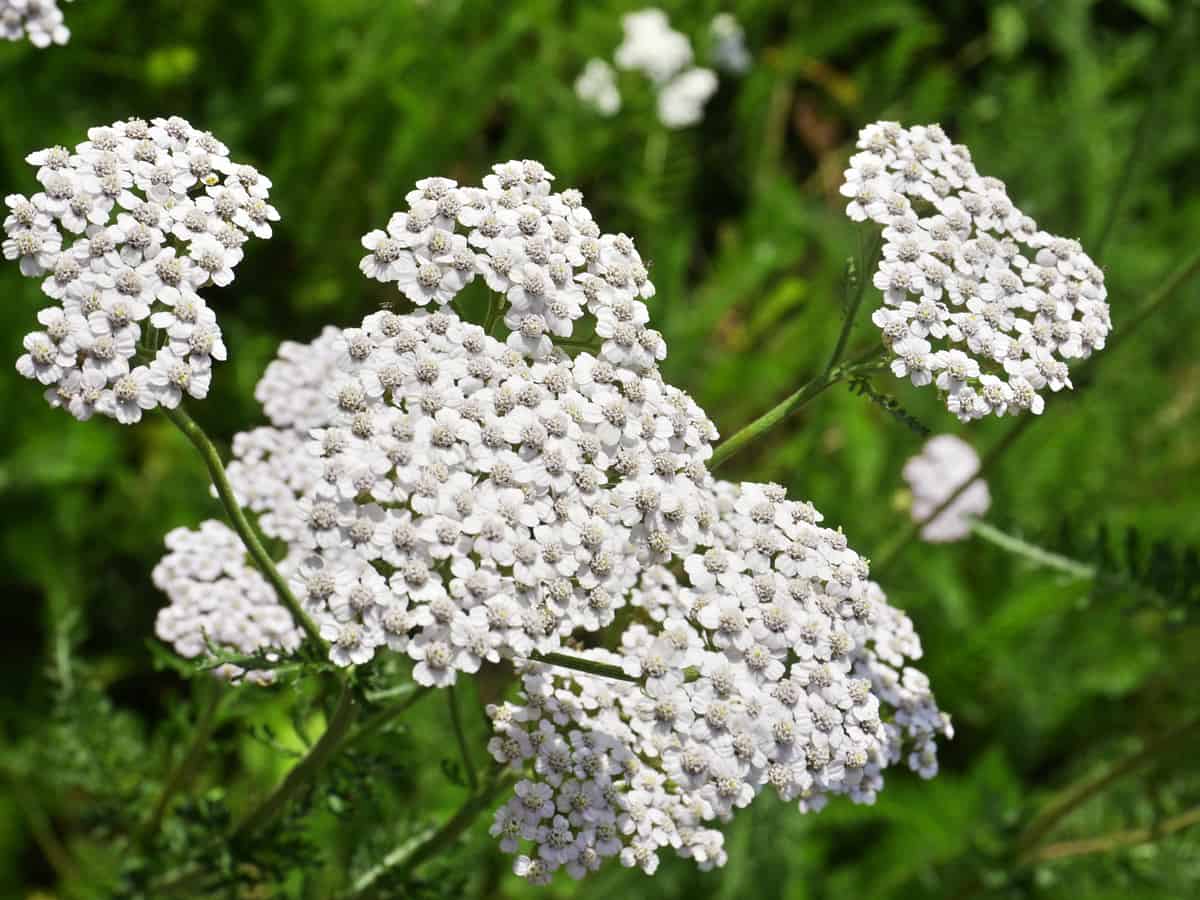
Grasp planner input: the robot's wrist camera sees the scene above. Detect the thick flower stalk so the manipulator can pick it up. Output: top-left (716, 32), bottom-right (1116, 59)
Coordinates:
top-left (4, 117), bottom-right (278, 423)
top-left (840, 122), bottom-right (1111, 421)
top-left (0, 0), bottom-right (73, 47)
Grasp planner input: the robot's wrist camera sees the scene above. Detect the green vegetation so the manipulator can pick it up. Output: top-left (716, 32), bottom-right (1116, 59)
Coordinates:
top-left (2, 1), bottom-right (1199, 897)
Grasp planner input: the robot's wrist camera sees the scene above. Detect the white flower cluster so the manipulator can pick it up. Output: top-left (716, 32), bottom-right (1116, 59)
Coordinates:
top-left (153, 520), bottom-right (304, 685)
top-left (487, 479), bottom-right (950, 881)
top-left (576, 9), bottom-right (727, 129)
top-left (574, 59), bottom-right (621, 117)
top-left (840, 122), bottom-right (1110, 421)
top-left (1, 0), bottom-right (72, 47)
top-left (359, 160), bottom-right (664, 367)
top-left (147, 160), bottom-right (948, 883)
top-left (902, 434), bottom-right (990, 542)
top-left (5, 117), bottom-right (278, 423)
top-left (288, 304), bottom-right (718, 674)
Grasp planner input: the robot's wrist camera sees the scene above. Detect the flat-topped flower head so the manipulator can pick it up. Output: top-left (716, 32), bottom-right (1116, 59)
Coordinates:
top-left (360, 162), bottom-right (657, 366)
top-left (488, 480), bottom-right (949, 883)
top-left (270, 307), bottom-right (718, 679)
top-left (842, 121), bottom-right (1110, 421)
top-left (1, 0), bottom-right (73, 47)
top-left (6, 117), bottom-right (277, 423)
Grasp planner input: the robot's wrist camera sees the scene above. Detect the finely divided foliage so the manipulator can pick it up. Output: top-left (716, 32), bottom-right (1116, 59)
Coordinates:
top-left (840, 122), bottom-right (1111, 421)
top-left (5, 117), bottom-right (278, 422)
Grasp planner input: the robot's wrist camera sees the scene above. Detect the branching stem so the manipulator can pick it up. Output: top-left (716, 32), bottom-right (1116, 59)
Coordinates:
top-left (710, 235), bottom-right (881, 470)
top-left (230, 680), bottom-right (359, 843)
top-left (344, 770), bottom-right (519, 897)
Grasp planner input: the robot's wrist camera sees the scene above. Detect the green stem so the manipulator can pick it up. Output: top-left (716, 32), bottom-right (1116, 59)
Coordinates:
top-left (230, 680), bottom-right (359, 843)
top-left (162, 404), bottom-right (325, 653)
top-left (969, 520), bottom-right (1095, 579)
top-left (139, 685), bottom-right (230, 844)
top-left (1016, 715), bottom-right (1200, 856)
top-left (449, 684), bottom-right (478, 791)
top-left (8, 775), bottom-right (80, 885)
top-left (526, 651), bottom-right (699, 685)
top-left (1105, 247), bottom-right (1200, 357)
top-left (709, 236), bottom-right (880, 470)
top-left (1024, 805), bottom-right (1200, 865)
top-left (337, 686), bottom-right (425, 751)
top-left (709, 375), bottom-right (838, 470)
top-left (344, 771), bottom-right (519, 897)
top-left (527, 651), bottom-right (640, 683)
top-left (483, 292), bottom-right (503, 336)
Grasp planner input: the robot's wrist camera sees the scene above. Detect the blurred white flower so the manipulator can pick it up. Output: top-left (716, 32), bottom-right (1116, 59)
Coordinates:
top-left (614, 8), bottom-right (693, 85)
top-left (575, 57), bottom-right (622, 116)
top-left (1, 0), bottom-right (73, 47)
top-left (902, 434), bottom-right (991, 542)
top-left (710, 13), bottom-right (751, 74)
top-left (657, 67), bottom-right (718, 129)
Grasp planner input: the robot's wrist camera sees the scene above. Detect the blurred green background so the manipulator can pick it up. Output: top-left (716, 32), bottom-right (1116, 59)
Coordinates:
top-left (2, 0), bottom-right (1199, 897)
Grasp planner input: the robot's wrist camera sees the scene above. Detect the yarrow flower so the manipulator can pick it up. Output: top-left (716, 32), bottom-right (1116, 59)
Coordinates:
top-left (1, 0), bottom-right (73, 47)
top-left (358, 159), bottom-right (662, 367)
top-left (577, 8), bottom-right (724, 130)
top-left (709, 13), bottom-right (751, 74)
top-left (902, 434), bottom-right (990, 542)
top-left (575, 58), bottom-right (621, 117)
top-left (487, 480), bottom-right (951, 882)
top-left (840, 122), bottom-right (1111, 421)
top-left (150, 159), bottom-right (949, 884)
top-left (5, 117), bottom-right (277, 423)
top-left (153, 520), bottom-right (304, 685)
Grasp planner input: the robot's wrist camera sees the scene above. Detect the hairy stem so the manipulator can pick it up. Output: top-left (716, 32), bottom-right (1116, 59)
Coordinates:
top-left (345, 771), bottom-right (519, 897)
top-left (162, 404), bottom-right (325, 652)
top-left (483, 292), bottom-right (503, 336)
top-left (710, 236), bottom-right (880, 470)
top-left (968, 520), bottom-right (1095, 579)
top-left (139, 685), bottom-right (230, 844)
top-left (231, 680), bottom-right (359, 843)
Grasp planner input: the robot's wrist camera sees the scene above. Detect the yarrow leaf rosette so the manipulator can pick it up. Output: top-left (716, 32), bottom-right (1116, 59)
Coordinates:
top-left (1, 0), bottom-right (74, 47)
top-left (151, 160), bottom-right (950, 883)
top-left (4, 117), bottom-right (278, 423)
top-left (840, 122), bottom-right (1111, 421)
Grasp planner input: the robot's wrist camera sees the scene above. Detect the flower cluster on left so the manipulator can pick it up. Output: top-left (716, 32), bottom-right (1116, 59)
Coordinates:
top-left (1, 0), bottom-right (73, 47)
top-left (4, 116), bottom-right (278, 423)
